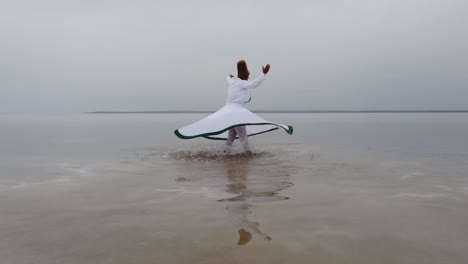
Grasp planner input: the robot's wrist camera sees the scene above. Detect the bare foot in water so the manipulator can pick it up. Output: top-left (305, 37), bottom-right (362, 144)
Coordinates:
top-left (224, 147), bottom-right (231, 154)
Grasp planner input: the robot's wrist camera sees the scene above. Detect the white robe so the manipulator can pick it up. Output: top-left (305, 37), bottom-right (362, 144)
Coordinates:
top-left (174, 73), bottom-right (293, 140)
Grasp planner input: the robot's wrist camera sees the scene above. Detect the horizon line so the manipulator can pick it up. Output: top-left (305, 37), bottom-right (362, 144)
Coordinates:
top-left (2, 110), bottom-right (468, 114)
top-left (83, 110), bottom-right (468, 114)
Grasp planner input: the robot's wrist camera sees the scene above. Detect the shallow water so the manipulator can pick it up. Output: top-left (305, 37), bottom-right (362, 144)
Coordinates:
top-left (1, 113), bottom-right (468, 263)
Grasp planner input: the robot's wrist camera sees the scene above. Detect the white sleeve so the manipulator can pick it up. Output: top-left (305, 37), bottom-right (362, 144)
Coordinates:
top-left (242, 73), bottom-right (266, 89)
top-left (226, 76), bottom-right (232, 84)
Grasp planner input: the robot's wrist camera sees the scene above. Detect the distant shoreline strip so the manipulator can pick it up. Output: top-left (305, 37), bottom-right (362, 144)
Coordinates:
top-left (84, 110), bottom-right (468, 114)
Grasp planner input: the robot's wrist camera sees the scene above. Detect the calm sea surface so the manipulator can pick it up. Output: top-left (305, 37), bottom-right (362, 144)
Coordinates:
top-left (1, 113), bottom-right (468, 263)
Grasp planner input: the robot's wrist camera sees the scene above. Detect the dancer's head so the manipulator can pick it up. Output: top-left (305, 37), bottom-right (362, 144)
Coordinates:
top-left (237, 60), bottom-right (250, 80)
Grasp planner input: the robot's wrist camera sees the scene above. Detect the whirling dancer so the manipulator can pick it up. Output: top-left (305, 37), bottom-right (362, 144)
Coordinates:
top-left (174, 60), bottom-right (293, 153)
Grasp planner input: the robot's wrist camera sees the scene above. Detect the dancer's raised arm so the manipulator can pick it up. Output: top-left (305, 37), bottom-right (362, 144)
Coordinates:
top-left (242, 64), bottom-right (270, 89)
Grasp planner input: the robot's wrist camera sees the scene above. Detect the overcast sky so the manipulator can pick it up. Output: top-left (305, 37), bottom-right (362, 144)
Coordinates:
top-left (1, 0), bottom-right (467, 112)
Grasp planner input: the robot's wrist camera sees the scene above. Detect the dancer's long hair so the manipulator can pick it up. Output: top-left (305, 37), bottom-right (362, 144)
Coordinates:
top-left (237, 60), bottom-right (249, 80)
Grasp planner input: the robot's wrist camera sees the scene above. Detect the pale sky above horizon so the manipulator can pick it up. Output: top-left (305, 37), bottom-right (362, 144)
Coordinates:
top-left (1, 0), bottom-right (467, 113)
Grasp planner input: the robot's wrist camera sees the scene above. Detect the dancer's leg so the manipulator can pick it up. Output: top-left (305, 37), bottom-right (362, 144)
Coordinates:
top-left (235, 126), bottom-right (251, 153)
top-left (225, 128), bottom-right (237, 153)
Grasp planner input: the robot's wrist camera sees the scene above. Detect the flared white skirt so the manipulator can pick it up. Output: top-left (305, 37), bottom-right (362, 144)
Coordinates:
top-left (174, 104), bottom-right (293, 140)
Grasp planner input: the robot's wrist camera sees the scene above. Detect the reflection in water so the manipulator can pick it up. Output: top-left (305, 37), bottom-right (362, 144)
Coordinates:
top-left (169, 149), bottom-right (295, 246)
top-left (217, 156), bottom-right (293, 245)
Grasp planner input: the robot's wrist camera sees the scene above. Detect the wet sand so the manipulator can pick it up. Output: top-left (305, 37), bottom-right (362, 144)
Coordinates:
top-left (1, 113), bottom-right (468, 263)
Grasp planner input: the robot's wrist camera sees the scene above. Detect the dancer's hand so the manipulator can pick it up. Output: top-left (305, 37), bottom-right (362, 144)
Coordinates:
top-left (229, 74), bottom-right (234, 78)
top-left (262, 64), bottom-right (270, 74)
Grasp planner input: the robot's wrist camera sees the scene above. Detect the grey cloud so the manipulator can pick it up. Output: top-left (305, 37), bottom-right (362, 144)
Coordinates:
top-left (1, 0), bottom-right (467, 112)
